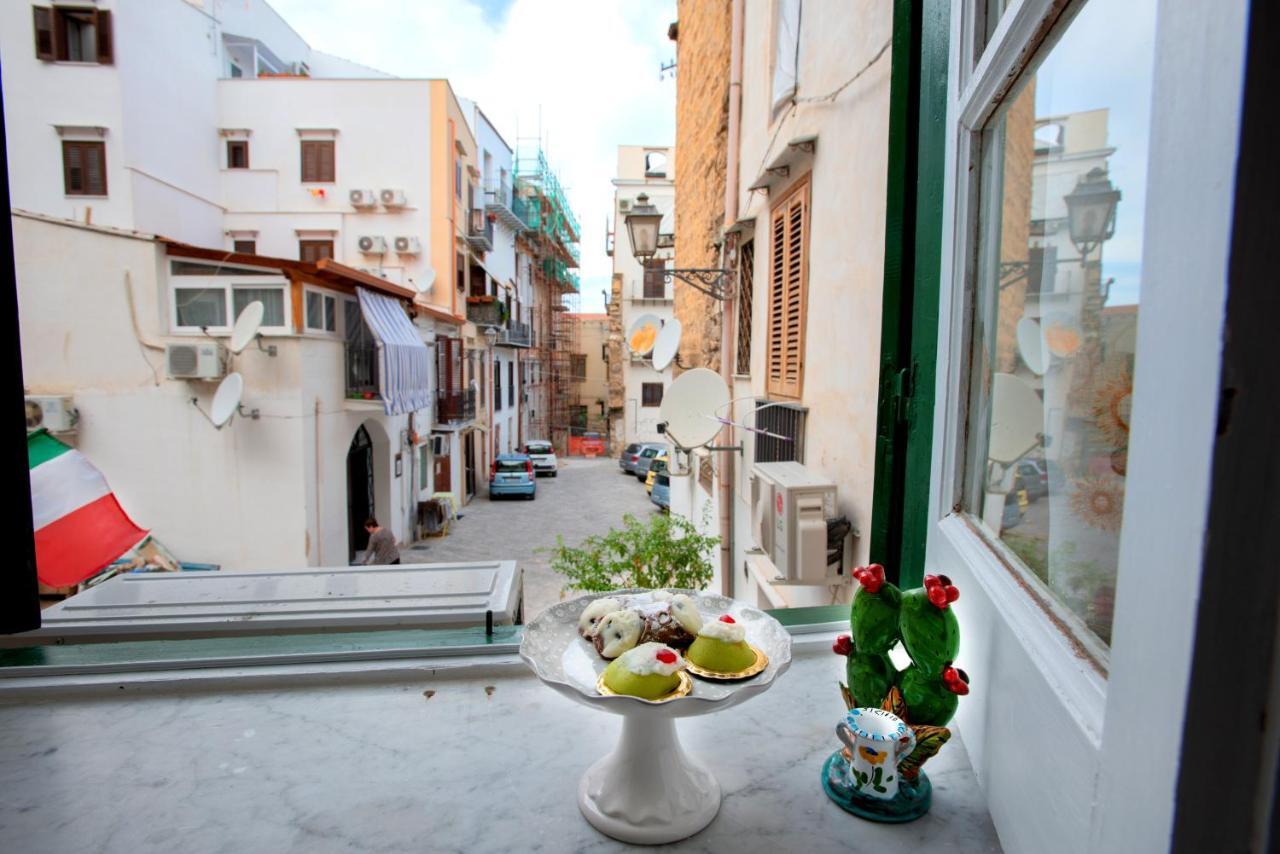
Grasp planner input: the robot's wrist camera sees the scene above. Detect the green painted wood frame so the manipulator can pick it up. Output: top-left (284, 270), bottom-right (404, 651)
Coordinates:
top-left (869, 0), bottom-right (949, 589)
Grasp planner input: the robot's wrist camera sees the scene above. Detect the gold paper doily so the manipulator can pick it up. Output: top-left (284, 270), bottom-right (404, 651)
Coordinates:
top-left (685, 645), bottom-right (769, 681)
top-left (595, 669), bottom-right (693, 702)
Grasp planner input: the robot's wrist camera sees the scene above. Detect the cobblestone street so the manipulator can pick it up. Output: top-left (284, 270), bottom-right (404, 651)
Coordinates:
top-left (407, 456), bottom-right (658, 620)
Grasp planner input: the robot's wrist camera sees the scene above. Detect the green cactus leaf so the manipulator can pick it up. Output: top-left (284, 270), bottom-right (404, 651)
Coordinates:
top-left (850, 583), bottom-right (903, 654)
top-left (899, 725), bottom-right (951, 781)
top-left (899, 665), bottom-right (960, 726)
top-left (900, 588), bottom-right (960, 673)
top-left (846, 650), bottom-right (897, 713)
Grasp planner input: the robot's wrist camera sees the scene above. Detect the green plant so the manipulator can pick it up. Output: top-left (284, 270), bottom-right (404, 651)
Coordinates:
top-left (546, 512), bottom-right (718, 593)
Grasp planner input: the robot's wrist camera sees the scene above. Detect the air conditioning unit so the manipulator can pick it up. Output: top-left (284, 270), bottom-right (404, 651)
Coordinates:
top-left (166, 342), bottom-right (225, 380)
top-left (380, 189), bottom-right (407, 208)
top-left (749, 461), bottom-right (837, 584)
top-left (25, 395), bottom-right (77, 433)
top-left (394, 236), bottom-right (421, 254)
top-left (358, 235), bottom-right (387, 254)
top-left (618, 198), bottom-right (632, 212)
top-left (349, 189), bottom-right (377, 208)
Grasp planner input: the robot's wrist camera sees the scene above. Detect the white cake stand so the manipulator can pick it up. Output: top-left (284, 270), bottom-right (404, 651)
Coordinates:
top-left (519, 589), bottom-right (793, 845)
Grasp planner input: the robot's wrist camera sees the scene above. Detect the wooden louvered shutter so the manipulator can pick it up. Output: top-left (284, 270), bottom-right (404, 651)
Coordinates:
top-left (766, 177), bottom-right (809, 398)
top-left (33, 7), bottom-right (54, 61)
top-left (95, 9), bottom-right (113, 64)
top-left (301, 141), bottom-right (318, 182)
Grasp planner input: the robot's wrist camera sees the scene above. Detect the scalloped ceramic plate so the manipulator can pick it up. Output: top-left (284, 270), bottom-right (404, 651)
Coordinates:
top-left (520, 589), bottom-right (793, 716)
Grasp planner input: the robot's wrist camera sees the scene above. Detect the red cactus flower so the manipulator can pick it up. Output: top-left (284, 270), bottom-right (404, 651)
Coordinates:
top-left (832, 634), bottom-right (853, 657)
top-left (942, 665), bottom-right (971, 695)
top-left (924, 574), bottom-right (959, 609)
top-left (853, 564), bottom-right (886, 594)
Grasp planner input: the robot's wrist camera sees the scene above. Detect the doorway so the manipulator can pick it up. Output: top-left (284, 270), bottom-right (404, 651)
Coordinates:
top-left (347, 425), bottom-right (374, 562)
top-left (433, 435), bottom-right (451, 497)
top-left (464, 430), bottom-right (476, 501)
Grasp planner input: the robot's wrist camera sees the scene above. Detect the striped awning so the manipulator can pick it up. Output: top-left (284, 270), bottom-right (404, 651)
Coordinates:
top-left (356, 287), bottom-right (431, 415)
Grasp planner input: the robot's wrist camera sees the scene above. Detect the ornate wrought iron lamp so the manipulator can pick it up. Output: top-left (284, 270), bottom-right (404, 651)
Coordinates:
top-left (624, 193), bottom-right (733, 300)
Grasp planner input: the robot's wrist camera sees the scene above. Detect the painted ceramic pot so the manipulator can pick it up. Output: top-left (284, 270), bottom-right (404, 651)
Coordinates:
top-left (835, 707), bottom-right (916, 801)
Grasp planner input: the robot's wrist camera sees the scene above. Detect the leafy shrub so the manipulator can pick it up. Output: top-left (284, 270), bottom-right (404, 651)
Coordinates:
top-left (547, 512), bottom-right (719, 593)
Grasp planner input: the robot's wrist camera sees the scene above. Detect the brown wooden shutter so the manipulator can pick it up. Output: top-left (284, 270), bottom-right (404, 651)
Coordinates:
top-left (33, 7), bottom-right (54, 60)
top-left (318, 140), bottom-right (335, 182)
top-left (766, 176), bottom-right (809, 398)
top-left (86, 142), bottom-right (106, 195)
top-left (301, 141), bottom-right (317, 182)
top-left (95, 9), bottom-right (113, 64)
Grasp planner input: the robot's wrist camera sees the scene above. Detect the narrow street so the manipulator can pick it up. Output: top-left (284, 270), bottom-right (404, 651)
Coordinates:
top-left (407, 456), bottom-right (657, 618)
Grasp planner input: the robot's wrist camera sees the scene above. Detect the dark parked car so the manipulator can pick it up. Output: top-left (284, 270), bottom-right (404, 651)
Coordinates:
top-left (619, 442), bottom-right (664, 476)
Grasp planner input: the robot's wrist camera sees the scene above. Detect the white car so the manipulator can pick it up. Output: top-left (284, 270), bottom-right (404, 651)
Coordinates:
top-left (523, 440), bottom-right (558, 477)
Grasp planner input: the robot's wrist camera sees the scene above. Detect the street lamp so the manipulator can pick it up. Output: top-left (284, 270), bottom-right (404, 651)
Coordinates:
top-left (624, 193), bottom-right (734, 300)
top-left (1063, 167), bottom-right (1121, 258)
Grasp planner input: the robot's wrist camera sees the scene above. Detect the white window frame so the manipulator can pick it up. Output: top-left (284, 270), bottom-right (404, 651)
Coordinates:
top-left (927, 1), bottom-right (1248, 850)
top-left (169, 276), bottom-right (291, 336)
top-left (302, 286), bottom-right (341, 336)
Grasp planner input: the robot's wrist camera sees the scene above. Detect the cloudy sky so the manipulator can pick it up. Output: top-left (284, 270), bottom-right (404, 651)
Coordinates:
top-left (270, 0), bottom-right (677, 311)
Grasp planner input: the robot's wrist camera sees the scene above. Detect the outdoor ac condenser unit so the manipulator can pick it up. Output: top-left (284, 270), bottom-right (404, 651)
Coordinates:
top-left (380, 189), bottom-right (407, 208)
top-left (25, 395), bottom-right (77, 432)
top-left (349, 189), bottom-right (377, 208)
top-left (749, 461), bottom-right (837, 584)
top-left (618, 198), bottom-right (632, 212)
top-left (358, 235), bottom-right (387, 254)
top-left (394, 236), bottom-right (421, 254)
top-left (166, 343), bottom-right (224, 380)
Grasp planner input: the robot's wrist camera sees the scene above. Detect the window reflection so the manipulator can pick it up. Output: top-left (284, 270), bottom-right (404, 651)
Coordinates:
top-left (970, 0), bottom-right (1157, 648)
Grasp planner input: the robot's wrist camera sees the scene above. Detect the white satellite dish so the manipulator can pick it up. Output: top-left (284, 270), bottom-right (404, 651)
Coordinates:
top-left (988, 372), bottom-right (1043, 464)
top-left (210, 372), bottom-right (244, 429)
top-left (416, 268), bottom-right (437, 294)
top-left (1016, 317), bottom-right (1048, 376)
top-left (660, 368), bottom-right (730, 449)
top-left (626, 313), bottom-right (662, 357)
top-left (652, 319), bottom-right (682, 372)
top-left (229, 301), bottom-right (264, 355)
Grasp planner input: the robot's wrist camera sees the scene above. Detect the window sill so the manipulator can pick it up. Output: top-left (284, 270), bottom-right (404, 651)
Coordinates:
top-left (64, 194), bottom-right (108, 200)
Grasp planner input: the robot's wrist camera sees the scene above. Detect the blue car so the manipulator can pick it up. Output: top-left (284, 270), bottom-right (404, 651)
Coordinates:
top-left (489, 453), bottom-right (537, 500)
top-left (650, 472), bottom-right (670, 511)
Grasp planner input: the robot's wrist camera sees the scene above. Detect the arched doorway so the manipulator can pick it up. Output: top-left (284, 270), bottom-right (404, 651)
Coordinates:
top-left (347, 425), bottom-right (374, 561)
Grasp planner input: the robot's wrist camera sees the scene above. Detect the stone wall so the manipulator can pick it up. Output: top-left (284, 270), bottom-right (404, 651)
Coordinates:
top-left (672, 0), bottom-right (732, 373)
top-left (606, 272), bottom-right (627, 455)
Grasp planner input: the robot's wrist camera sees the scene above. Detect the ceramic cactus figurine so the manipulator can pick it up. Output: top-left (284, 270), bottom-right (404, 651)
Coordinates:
top-left (823, 565), bottom-right (972, 823)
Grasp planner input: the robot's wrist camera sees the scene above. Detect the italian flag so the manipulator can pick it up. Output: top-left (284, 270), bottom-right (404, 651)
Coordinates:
top-left (28, 430), bottom-right (147, 588)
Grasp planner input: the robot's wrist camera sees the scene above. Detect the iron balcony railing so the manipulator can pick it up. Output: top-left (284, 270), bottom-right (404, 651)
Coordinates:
top-left (437, 388), bottom-right (477, 423)
top-left (485, 181), bottom-right (524, 231)
top-left (467, 208), bottom-right (494, 252)
top-left (345, 342), bottom-right (379, 397)
top-left (502, 319), bottom-right (532, 348)
top-left (466, 299), bottom-right (504, 327)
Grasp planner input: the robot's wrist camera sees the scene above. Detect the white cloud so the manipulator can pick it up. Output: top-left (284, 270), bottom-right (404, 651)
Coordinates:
top-left (268, 0), bottom-right (677, 311)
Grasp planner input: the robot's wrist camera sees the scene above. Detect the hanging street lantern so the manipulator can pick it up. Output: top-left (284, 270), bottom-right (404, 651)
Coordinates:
top-left (1063, 167), bottom-right (1121, 257)
top-left (624, 193), bottom-right (663, 262)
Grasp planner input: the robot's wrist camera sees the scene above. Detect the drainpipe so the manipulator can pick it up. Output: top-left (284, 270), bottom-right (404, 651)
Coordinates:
top-left (715, 0), bottom-right (745, 599)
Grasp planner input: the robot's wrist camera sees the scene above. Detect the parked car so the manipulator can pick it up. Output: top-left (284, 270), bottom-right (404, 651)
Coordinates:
top-left (1014, 460), bottom-right (1049, 502)
top-left (489, 453), bottom-right (536, 500)
top-left (645, 454), bottom-right (669, 494)
top-left (524, 440), bottom-right (558, 477)
top-left (1002, 489), bottom-right (1024, 530)
top-left (650, 472), bottom-right (671, 511)
top-left (619, 442), bottom-right (664, 475)
top-left (634, 445), bottom-right (668, 482)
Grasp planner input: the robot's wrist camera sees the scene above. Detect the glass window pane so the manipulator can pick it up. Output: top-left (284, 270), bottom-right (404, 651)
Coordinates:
top-left (967, 0), bottom-right (1157, 649)
top-left (174, 287), bottom-right (226, 327)
top-left (324, 295), bottom-right (336, 332)
top-left (306, 291), bottom-right (324, 329)
top-left (233, 288), bottom-right (285, 327)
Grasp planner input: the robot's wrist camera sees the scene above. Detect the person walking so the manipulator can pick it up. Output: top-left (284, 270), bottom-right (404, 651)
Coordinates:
top-left (362, 517), bottom-right (400, 565)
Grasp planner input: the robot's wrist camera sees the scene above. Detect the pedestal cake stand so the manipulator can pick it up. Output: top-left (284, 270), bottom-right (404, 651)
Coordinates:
top-left (519, 589), bottom-right (793, 845)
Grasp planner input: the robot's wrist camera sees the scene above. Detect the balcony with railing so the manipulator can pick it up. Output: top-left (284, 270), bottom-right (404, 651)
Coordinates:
top-left (501, 318), bottom-right (532, 348)
top-left (467, 208), bottom-right (494, 253)
top-left (485, 181), bottom-right (524, 231)
top-left (466, 297), bottom-right (504, 328)
top-left (436, 388), bottom-right (476, 423)
top-left (344, 341), bottom-right (379, 399)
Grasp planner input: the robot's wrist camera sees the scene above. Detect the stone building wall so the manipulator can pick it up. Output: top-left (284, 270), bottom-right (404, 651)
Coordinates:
top-left (672, 1), bottom-right (732, 373)
top-left (606, 273), bottom-right (627, 455)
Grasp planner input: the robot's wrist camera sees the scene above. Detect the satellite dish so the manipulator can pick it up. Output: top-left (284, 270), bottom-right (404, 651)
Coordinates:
top-left (626, 313), bottom-right (662, 356)
top-left (210, 372), bottom-right (244, 429)
top-left (416, 268), bottom-right (437, 293)
top-left (660, 368), bottom-right (730, 449)
top-left (988, 372), bottom-right (1043, 464)
top-left (652, 319), bottom-right (682, 371)
top-left (1041, 311), bottom-right (1083, 358)
top-left (229, 301), bottom-right (264, 354)
top-left (1016, 317), bottom-right (1047, 376)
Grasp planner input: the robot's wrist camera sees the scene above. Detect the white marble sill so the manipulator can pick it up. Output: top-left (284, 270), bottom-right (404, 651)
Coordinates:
top-left (0, 641), bottom-right (1002, 854)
